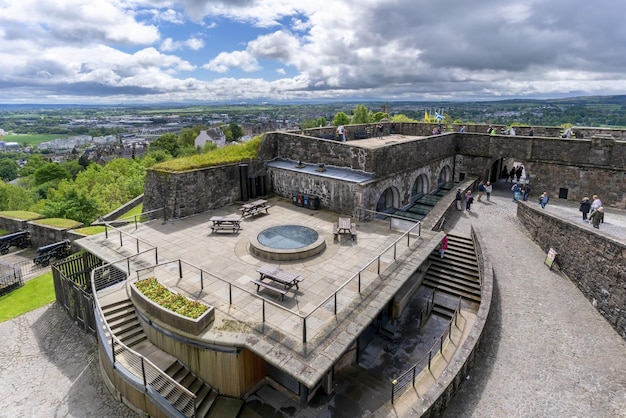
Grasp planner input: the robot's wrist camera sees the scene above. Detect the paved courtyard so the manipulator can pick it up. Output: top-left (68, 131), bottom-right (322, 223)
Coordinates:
top-left (1, 181), bottom-right (626, 417)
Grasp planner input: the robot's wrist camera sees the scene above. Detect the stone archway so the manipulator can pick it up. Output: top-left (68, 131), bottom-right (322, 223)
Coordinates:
top-left (376, 187), bottom-right (398, 213)
top-left (411, 174), bottom-right (429, 198)
top-left (437, 165), bottom-right (452, 186)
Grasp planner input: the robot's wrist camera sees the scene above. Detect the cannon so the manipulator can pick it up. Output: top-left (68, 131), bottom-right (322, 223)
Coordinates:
top-left (0, 230), bottom-right (31, 255)
top-left (33, 240), bottom-right (72, 267)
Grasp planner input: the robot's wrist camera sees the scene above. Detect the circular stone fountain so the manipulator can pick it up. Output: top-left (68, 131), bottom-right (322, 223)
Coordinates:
top-left (249, 225), bottom-right (326, 261)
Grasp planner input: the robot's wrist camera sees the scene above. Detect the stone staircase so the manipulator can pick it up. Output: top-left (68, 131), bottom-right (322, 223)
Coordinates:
top-left (101, 299), bottom-right (244, 417)
top-left (423, 234), bottom-right (481, 303)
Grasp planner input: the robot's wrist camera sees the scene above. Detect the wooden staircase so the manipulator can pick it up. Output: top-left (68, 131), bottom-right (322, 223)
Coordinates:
top-left (101, 299), bottom-right (244, 417)
top-left (423, 234), bottom-right (481, 303)
top-left (101, 299), bottom-right (148, 349)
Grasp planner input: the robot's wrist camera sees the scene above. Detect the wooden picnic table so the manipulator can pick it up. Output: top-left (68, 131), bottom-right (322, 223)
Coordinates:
top-left (252, 264), bottom-right (303, 300)
top-left (334, 217), bottom-right (357, 240)
top-left (240, 199), bottom-right (271, 218)
top-left (209, 215), bottom-right (242, 233)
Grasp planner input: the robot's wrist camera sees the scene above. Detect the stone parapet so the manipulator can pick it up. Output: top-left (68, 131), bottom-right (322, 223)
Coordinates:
top-left (517, 202), bottom-right (626, 339)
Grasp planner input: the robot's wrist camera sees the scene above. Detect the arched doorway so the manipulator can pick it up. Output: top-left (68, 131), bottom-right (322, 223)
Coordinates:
top-left (411, 174), bottom-right (428, 199)
top-left (376, 187), bottom-right (396, 213)
top-left (437, 165), bottom-right (452, 186)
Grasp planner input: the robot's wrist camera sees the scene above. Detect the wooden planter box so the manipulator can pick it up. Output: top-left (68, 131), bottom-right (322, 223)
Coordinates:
top-left (130, 282), bottom-right (215, 335)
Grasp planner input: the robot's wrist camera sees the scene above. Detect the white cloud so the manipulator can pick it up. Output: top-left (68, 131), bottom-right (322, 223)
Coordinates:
top-left (2, 0), bottom-right (626, 103)
top-left (203, 50), bottom-right (260, 73)
top-left (161, 36), bottom-right (204, 52)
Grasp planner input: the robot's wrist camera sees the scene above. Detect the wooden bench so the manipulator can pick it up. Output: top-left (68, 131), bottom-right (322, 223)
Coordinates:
top-left (334, 217), bottom-right (357, 241)
top-left (209, 216), bottom-right (242, 233)
top-left (240, 199), bottom-right (271, 218)
top-left (251, 279), bottom-right (288, 301)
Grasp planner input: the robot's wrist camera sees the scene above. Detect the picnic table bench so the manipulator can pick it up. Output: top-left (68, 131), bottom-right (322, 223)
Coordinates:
top-left (240, 199), bottom-right (271, 218)
top-left (333, 217), bottom-right (357, 240)
top-left (252, 264), bottom-right (303, 301)
top-left (209, 216), bottom-right (242, 233)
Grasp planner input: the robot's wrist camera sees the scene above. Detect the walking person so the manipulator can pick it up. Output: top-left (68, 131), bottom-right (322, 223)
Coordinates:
top-left (484, 182), bottom-right (493, 201)
top-left (589, 207), bottom-right (604, 229)
top-left (590, 194), bottom-right (603, 223)
top-left (455, 188), bottom-right (463, 211)
top-left (539, 192), bottom-right (549, 209)
top-left (509, 167), bottom-right (516, 183)
top-left (439, 233), bottom-right (449, 258)
top-left (511, 183), bottom-right (520, 203)
top-left (465, 190), bottom-right (474, 211)
top-left (522, 184), bottom-right (530, 202)
top-left (579, 197), bottom-right (591, 222)
top-left (477, 181), bottom-right (485, 201)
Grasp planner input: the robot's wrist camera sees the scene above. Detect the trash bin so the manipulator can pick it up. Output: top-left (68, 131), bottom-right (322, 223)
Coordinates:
top-left (306, 196), bottom-right (320, 210)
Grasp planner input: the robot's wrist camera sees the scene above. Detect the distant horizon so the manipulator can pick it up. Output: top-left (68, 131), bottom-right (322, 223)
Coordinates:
top-left (1, 94), bottom-right (623, 109)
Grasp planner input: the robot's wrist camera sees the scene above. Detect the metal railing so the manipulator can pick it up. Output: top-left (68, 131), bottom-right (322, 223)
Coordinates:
top-left (91, 251), bottom-right (196, 418)
top-left (112, 208), bottom-right (165, 230)
top-left (418, 290), bottom-right (436, 329)
top-left (101, 221), bottom-right (159, 260)
top-left (390, 297), bottom-right (463, 404)
top-left (0, 261), bottom-right (24, 296)
top-left (133, 218), bottom-right (422, 344)
top-left (356, 207), bottom-right (423, 236)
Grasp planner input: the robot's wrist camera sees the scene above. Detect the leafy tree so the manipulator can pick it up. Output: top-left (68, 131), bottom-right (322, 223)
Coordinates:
top-left (371, 112), bottom-right (389, 122)
top-left (60, 160), bottom-right (85, 179)
top-left (299, 119), bottom-right (317, 129)
top-left (150, 133), bottom-right (180, 157)
top-left (391, 114), bottom-right (418, 122)
top-left (33, 163), bottom-right (71, 186)
top-left (41, 186), bottom-right (100, 225)
top-left (0, 183), bottom-right (36, 210)
top-left (229, 123), bottom-right (243, 141)
top-left (352, 105), bottom-right (370, 124)
top-left (18, 154), bottom-right (47, 177)
top-left (0, 159), bottom-right (18, 181)
top-left (179, 127), bottom-right (203, 147)
top-left (332, 112), bottom-right (351, 126)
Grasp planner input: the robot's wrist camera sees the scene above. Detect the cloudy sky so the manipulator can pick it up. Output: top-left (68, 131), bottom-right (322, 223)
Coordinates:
top-left (1, 0), bottom-right (625, 104)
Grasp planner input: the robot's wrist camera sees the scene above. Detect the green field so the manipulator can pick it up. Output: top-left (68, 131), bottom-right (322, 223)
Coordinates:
top-left (3, 133), bottom-right (71, 145)
top-left (0, 272), bottom-right (56, 322)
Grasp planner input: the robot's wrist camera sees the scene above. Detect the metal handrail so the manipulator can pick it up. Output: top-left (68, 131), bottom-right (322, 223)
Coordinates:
top-left (90, 254), bottom-right (196, 417)
top-left (391, 297), bottom-right (463, 404)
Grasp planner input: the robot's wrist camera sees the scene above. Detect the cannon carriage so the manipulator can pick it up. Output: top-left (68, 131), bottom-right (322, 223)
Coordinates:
top-left (33, 240), bottom-right (72, 267)
top-left (0, 230), bottom-right (31, 255)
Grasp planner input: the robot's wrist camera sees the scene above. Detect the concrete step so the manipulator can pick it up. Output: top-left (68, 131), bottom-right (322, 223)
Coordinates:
top-left (422, 279), bottom-right (481, 303)
top-left (425, 268), bottom-right (480, 289)
top-left (205, 396), bottom-right (244, 418)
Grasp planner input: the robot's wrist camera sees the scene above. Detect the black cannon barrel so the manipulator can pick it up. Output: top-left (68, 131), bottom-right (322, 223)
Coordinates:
top-left (33, 240), bottom-right (71, 267)
top-left (0, 230), bottom-right (31, 254)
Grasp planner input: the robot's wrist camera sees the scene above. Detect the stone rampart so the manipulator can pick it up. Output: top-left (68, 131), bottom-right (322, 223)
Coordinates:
top-left (144, 125), bottom-right (626, 218)
top-left (458, 134), bottom-right (626, 208)
top-left (143, 161), bottom-right (266, 219)
top-left (517, 202), bottom-right (626, 339)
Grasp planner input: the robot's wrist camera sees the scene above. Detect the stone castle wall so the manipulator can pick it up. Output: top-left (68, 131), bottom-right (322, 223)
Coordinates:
top-left (143, 124), bottom-right (626, 218)
top-left (517, 202), bottom-right (626, 339)
top-left (457, 134), bottom-right (626, 207)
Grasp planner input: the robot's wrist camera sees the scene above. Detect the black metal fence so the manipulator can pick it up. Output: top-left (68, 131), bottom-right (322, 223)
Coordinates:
top-left (390, 297), bottom-right (462, 404)
top-left (52, 252), bottom-right (104, 334)
top-left (0, 261), bottom-right (23, 296)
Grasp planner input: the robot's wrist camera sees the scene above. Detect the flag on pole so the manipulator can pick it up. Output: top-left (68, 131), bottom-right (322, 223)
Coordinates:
top-left (435, 112), bottom-right (444, 120)
top-left (424, 110), bottom-right (430, 122)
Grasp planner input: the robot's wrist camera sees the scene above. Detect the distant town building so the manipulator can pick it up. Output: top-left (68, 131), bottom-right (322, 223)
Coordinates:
top-left (194, 128), bottom-right (226, 149)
